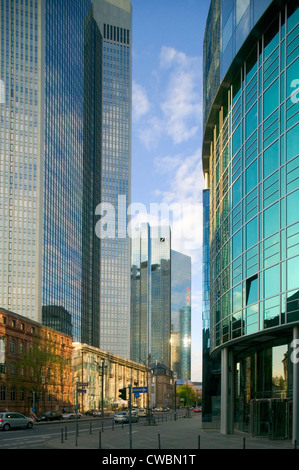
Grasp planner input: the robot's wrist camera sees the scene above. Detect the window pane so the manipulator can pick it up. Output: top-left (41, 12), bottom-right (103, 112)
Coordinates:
top-left (246, 274), bottom-right (258, 305)
top-left (232, 176), bottom-right (242, 207)
top-left (264, 264), bottom-right (280, 297)
top-left (286, 124), bottom-right (299, 161)
top-left (263, 140), bottom-right (279, 178)
top-left (264, 202), bottom-right (279, 237)
top-left (246, 159), bottom-right (258, 193)
top-left (246, 216), bottom-right (258, 249)
top-left (287, 189), bottom-right (299, 225)
top-left (264, 79), bottom-right (279, 119)
top-left (287, 255), bottom-right (299, 291)
top-left (246, 103), bottom-right (258, 138)
top-left (232, 283), bottom-right (242, 312)
top-left (232, 230), bottom-right (242, 259)
top-left (232, 124), bottom-right (241, 155)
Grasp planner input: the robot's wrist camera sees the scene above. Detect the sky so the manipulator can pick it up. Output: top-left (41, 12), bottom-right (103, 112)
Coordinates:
top-left (130, 0), bottom-right (211, 382)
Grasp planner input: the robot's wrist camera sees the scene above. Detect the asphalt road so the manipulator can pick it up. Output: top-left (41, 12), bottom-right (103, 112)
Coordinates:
top-left (0, 413), bottom-right (171, 449)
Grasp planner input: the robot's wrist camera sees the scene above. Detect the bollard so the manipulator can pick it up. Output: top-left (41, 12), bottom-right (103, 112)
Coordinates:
top-left (61, 428), bottom-right (64, 444)
top-left (99, 431), bottom-right (102, 449)
top-left (198, 435), bottom-right (200, 449)
top-left (243, 437), bottom-right (246, 449)
top-left (158, 433), bottom-right (161, 449)
top-left (90, 422), bottom-right (92, 434)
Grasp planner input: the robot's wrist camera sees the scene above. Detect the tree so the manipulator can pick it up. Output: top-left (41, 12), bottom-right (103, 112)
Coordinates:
top-left (176, 384), bottom-right (197, 407)
top-left (9, 338), bottom-right (69, 414)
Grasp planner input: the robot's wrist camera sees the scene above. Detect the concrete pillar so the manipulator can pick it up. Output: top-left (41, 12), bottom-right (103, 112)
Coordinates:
top-left (221, 347), bottom-right (229, 434)
top-left (293, 326), bottom-right (299, 445)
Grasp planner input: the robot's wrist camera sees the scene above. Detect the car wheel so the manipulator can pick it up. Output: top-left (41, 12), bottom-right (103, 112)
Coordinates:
top-left (3, 423), bottom-right (10, 431)
top-left (27, 422), bottom-right (33, 429)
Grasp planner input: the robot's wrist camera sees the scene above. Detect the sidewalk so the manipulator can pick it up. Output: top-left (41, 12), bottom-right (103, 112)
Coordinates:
top-left (47, 414), bottom-right (295, 450)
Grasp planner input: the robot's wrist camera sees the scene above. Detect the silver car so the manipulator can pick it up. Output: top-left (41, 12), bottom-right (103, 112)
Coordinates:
top-left (0, 412), bottom-right (34, 431)
top-left (114, 412), bottom-right (139, 423)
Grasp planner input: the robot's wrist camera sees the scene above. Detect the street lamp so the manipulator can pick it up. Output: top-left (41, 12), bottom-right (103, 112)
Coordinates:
top-left (173, 372), bottom-right (177, 421)
top-left (95, 359), bottom-right (108, 419)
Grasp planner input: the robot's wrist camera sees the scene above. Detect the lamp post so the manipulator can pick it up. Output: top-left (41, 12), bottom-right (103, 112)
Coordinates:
top-left (173, 372), bottom-right (177, 421)
top-left (96, 359), bottom-right (107, 419)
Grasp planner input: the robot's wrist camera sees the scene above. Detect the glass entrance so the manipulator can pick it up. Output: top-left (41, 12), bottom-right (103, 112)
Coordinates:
top-left (251, 398), bottom-right (292, 439)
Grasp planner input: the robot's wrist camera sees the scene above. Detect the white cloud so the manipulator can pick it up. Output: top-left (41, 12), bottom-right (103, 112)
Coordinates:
top-left (159, 46), bottom-right (202, 144)
top-left (132, 81), bottom-right (151, 121)
top-left (153, 148), bottom-right (204, 261)
top-left (135, 46), bottom-right (202, 148)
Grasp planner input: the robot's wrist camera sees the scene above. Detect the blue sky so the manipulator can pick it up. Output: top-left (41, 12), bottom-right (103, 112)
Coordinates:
top-left (131, 0), bottom-right (211, 381)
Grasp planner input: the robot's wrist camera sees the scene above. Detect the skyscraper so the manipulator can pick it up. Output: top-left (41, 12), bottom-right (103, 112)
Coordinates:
top-left (131, 224), bottom-right (171, 368)
top-left (93, 0), bottom-right (132, 357)
top-left (131, 224), bottom-right (192, 379)
top-left (0, 0), bottom-right (132, 355)
top-left (202, 0), bottom-right (299, 442)
top-left (171, 250), bottom-right (191, 381)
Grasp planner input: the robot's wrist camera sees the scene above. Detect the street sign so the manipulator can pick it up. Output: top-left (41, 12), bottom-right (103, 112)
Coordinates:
top-left (77, 388), bottom-right (87, 394)
top-left (77, 382), bottom-right (89, 387)
top-left (132, 386), bottom-right (148, 393)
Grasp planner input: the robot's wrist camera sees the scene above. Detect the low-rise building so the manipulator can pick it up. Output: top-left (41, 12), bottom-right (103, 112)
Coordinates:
top-left (0, 308), bottom-right (73, 415)
top-left (72, 343), bottom-right (148, 412)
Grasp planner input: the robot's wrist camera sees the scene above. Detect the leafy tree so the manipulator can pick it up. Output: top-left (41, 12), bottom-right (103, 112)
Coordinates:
top-left (9, 338), bottom-right (68, 414)
top-left (176, 384), bottom-right (197, 407)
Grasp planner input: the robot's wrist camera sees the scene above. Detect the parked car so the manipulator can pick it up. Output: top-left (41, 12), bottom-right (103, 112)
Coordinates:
top-left (162, 407), bottom-right (169, 412)
top-left (194, 406), bottom-right (202, 413)
top-left (62, 411), bottom-right (82, 419)
top-left (153, 407), bottom-right (162, 412)
top-left (42, 410), bottom-right (63, 421)
top-left (114, 412), bottom-right (139, 423)
top-left (92, 409), bottom-right (111, 417)
top-left (137, 409), bottom-right (153, 417)
top-left (0, 412), bottom-right (34, 431)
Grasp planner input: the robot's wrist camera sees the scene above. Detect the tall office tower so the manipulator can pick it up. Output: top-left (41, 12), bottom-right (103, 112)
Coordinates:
top-left (93, 0), bottom-right (132, 357)
top-left (0, 0), bottom-right (132, 352)
top-left (131, 224), bottom-right (171, 368)
top-left (131, 223), bottom-right (151, 366)
top-left (202, 0), bottom-right (299, 441)
top-left (171, 250), bottom-right (191, 381)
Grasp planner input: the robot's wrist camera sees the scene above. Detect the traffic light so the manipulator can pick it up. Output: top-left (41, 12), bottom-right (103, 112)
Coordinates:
top-left (119, 387), bottom-right (127, 400)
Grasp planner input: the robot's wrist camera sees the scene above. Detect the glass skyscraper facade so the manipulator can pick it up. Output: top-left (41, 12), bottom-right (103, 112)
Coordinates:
top-left (0, 0), bottom-right (132, 355)
top-left (171, 250), bottom-right (191, 381)
top-left (93, 0), bottom-right (132, 357)
top-left (131, 224), bottom-right (172, 369)
top-left (202, 0), bottom-right (299, 441)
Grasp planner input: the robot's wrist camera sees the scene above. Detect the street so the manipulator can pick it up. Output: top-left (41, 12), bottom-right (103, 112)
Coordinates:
top-left (0, 412), bottom-right (295, 451)
top-left (0, 412), bottom-right (178, 449)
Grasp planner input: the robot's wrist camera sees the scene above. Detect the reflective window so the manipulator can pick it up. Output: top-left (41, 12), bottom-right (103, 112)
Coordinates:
top-left (287, 255), bottom-right (299, 291)
top-left (246, 217), bottom-right (258, 249)
top-left (264, 79), bottom-right (279, 119)
top-left (264, 264), bottom-right (280, 298)
top-left (263, 140), bottom-right (279, 178)
top-left (286, 189), bottom-right (299, 225)
top-left (246, 274), bottom-right (258, 305)
top-left (264, 202), bottom-right (279, 238)
top-left (286, 124), bottom-right (299, 161)
top-left (245, 160), bottom-right (258, 193)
